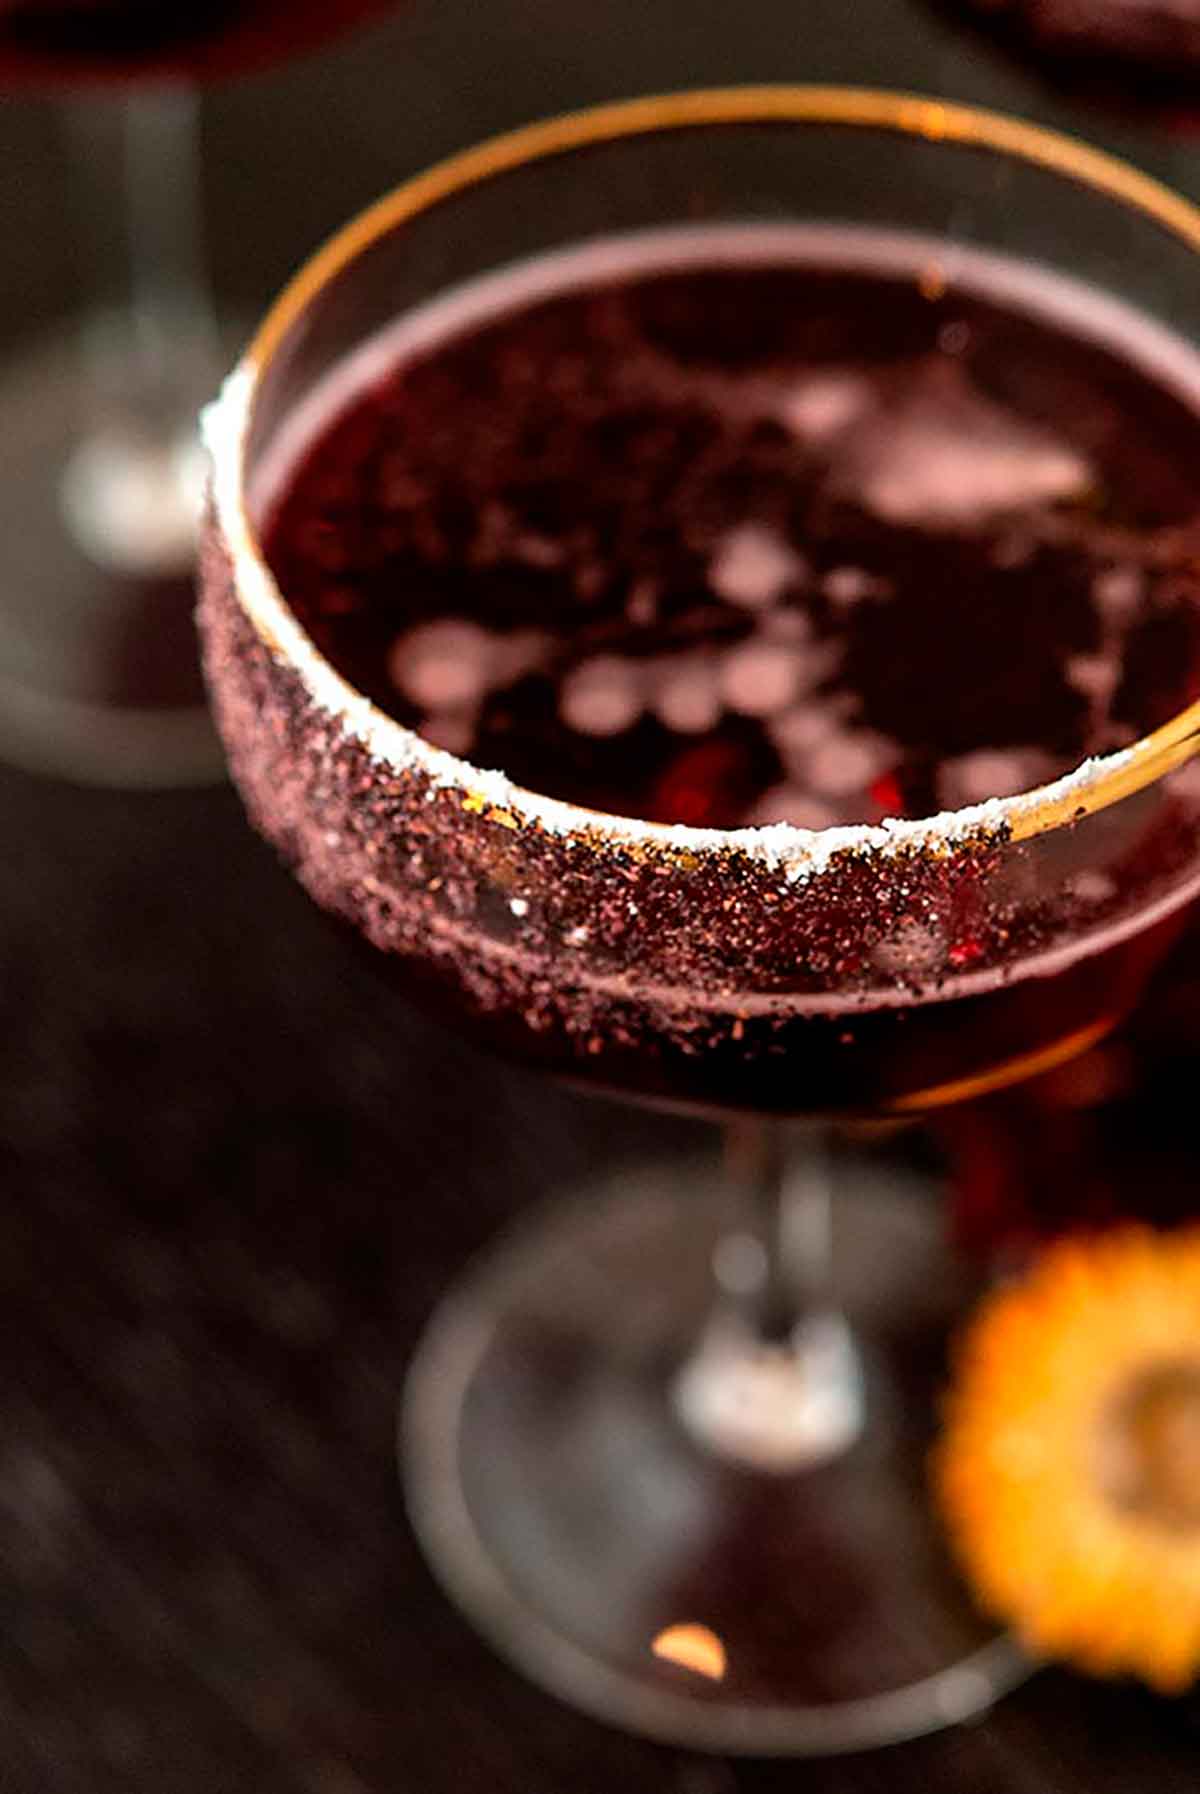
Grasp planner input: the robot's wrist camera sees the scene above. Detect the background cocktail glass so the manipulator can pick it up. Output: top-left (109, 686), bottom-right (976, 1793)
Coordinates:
top-left (0, 0), bottom-right (390, 787)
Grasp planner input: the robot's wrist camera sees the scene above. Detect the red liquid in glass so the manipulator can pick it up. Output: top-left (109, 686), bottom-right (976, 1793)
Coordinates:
top-left (208, 229), bottom-right (1200, 1116)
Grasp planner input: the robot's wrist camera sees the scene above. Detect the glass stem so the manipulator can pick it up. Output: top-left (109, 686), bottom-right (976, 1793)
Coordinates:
top-left (733, 1116), bottom-right (829, 1343)
top-left (674, 1119), bottom-right (864, 1473)
top-left (59, 87), bottom-right (221, 575)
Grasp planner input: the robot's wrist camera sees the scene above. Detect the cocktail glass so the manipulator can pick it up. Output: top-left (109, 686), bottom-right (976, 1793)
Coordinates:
top-left (198, 89), bottom-right (1200, 1752)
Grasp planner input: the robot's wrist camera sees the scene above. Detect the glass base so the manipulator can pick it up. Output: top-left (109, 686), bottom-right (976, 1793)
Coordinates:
top-left (0, 334), bottom-right (223, 788)
top-left (402, 1157), bottom-right (1031, 1755)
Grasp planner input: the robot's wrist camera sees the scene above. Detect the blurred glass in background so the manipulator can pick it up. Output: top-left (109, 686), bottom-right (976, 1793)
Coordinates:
top-left (0, 0), bottom-right (394, 788)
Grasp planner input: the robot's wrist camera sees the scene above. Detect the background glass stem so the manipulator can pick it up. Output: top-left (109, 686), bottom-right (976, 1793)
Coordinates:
top-left (674, 1118), bottom-right (865, 1471)
top-left (59, 87), bottom-right (221, 574)
top-left (729, 1116), bottom-right (832, 1342)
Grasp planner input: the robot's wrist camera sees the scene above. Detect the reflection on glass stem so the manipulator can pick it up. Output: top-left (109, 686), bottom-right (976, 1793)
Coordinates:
top-left (59, 86), bottom-right (221, 576)
top-left (674, 1121), bottom-right (865, 1472)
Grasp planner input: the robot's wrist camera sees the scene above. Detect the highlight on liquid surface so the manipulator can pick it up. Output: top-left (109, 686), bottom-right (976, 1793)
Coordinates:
top-left (258, 225), bottom-right (1200, 839)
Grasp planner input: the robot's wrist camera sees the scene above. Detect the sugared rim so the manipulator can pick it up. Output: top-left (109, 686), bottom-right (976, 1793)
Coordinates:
top-left (203, 85), bottom-right (1200, 870)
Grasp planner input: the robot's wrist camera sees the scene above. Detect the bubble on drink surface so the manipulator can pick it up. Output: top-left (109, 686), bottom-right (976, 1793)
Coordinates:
top-left (573, 560), bottom-right (607, 601)
top-left (770, 701), bottom-right (845, 770)
top-left (560, 656), bottom-right (643, 736)
top-left (776, 370), bottom-right (874, 444)
top-left (761, 606), bottom-right (813, 644)
top-left (294, 514), bottom-right (354, 575)
top-left (745, 784), bottom-right (839, 829)
top-left (938, 320), bottom-right (971, 357)
top-left (836, 368), bottom-right (1093, 526)
top-left (719, 640), bottom-right (802, 716)
top-left (1069, 869), bottom-right (1116, 906)
top-left (488, 627), bottom-right (554, 686)
top-left (806, 731), bottom-right (895, 798)
top-left (938, 747), bottom-right (1061, 806)
top-left (1065, 652), bottom-right (1119, 708)
top-left (513, 530), bottom-right (565, 568)
top-left (420, 707), bottom-right (478, 756)
top-left (314, 584), bottom-right (362, 619)
top-left (1093, 564), bottom-right (1145, 622)
top-left (466, 498), bottom-right (516, 566)
top-left (1167, 755), bottom-right (1200, 804)
top-left (800, 638), bottom-right (845, 692)
top-left (625, 577), bottom-right (659, 627)
top-left (822, 565), bottom-right (892, 609)
top-left (990, 533), bottom-right (1035, 570)
top-left (652, 655), bottom-right (723, 734)
top-left (377, 450), bottom-right (428, 511)
top-left (389, 618), bottom-right (492, 710)
top-left (1102, 721), bottom-right (1138, 750)
top-left (709, 522), bottom-right (805, 610)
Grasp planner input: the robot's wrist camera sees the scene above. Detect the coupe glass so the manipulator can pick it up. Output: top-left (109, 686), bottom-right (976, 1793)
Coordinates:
top-left (198, 90), bottom-right (1200, 1754)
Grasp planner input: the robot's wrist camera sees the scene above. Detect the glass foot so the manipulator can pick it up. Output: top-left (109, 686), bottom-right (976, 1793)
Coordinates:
top-left (0, 335), bottom-right (222, 788)
top-left (60, 421), bottom-right (206, 581)
top-left (402, 1157), bottom-right (1031, 1755)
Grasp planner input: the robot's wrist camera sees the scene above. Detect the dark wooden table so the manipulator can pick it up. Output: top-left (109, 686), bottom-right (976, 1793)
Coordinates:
top-left (3, 2), bottom-right (1199, 1788)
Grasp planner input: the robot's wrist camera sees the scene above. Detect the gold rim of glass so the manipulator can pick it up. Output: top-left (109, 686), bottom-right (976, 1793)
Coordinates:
top-left (204, 85), bottom-right (1200, 862)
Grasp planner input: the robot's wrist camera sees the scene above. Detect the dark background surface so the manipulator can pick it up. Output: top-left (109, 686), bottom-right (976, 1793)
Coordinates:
top-left (3, 1), bottom-right (1200, 1788)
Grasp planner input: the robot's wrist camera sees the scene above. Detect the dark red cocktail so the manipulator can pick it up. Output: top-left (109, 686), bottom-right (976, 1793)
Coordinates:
top-left (207, 224), bottom-right (1200, 1115)
top-left (196, 94), bottom-right (1200, 1754)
